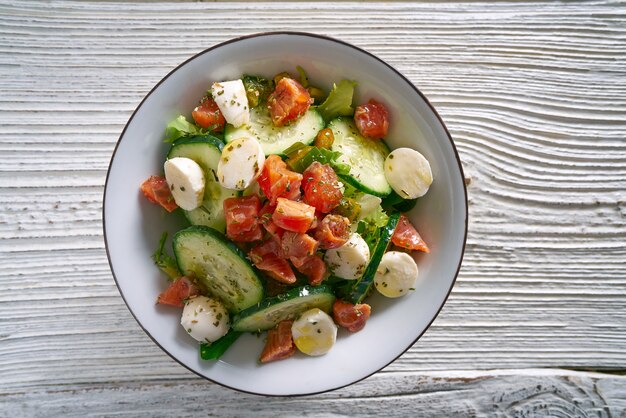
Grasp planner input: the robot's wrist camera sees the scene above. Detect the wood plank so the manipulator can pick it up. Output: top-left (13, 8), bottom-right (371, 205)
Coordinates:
top-left (2, 370), bottom-right (625, 417)
top-left (0, 0), bottom-right (625, 407)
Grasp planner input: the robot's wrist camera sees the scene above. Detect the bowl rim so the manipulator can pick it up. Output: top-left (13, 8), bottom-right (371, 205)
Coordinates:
top-left (102, 31), bottom-right (468, 397)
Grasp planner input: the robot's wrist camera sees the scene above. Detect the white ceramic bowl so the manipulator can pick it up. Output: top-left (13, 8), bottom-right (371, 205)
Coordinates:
top-left (104, 32), bottom-right (467, 396)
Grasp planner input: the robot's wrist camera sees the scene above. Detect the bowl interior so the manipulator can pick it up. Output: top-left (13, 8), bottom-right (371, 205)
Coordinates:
top-left (104, 33), bottom-right (467, 396)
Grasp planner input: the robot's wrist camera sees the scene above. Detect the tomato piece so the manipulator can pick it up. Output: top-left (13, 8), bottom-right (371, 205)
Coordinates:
top-left (156, 277), bottom-right (199, 308)
top-left (224, 195), bottom-right (263, 243)
top-left (302, 162), bottom-right (343, 213)
top-left (259, 320), bottom-right (296, 363)
top-left (272, 198), bottom-right (316, 233)
top-left (267, 77), bottom-right (313, 127)
top-left (192, 97), bottom-right (225, 132)
top-left (391, 215), bottom-right (430, 253)
top-left (249, 240), bottom-right (296, 284)
top-left (140, 175), bottom-right (178, 213)
top-left (354, 99), bottom-right (389, 139)
top-left (314, 214), bottom-right (350, 249)
top-left (294, 254), bottom-right (328, 286)
top-left (257, 155), bottom-right (303, 205)
top-left (333, 299), bottom-right (371, 332)
top-left (281, 231), bottom-right (318, 260)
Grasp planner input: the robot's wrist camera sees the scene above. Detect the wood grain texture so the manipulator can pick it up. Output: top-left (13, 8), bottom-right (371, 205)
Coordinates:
top-left (1, 0), bottom-right (625, 414)
top-left (3, 370), bottom-right (626, 417)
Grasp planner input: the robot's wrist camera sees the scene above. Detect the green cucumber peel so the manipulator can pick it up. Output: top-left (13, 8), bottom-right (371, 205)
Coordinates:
top-left (349, 212), bottom-right (401, 304)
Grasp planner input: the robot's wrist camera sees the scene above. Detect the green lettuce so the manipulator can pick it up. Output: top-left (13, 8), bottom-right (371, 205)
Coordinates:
top-left (152, 232), bottom-right (181, 280)
top-left (284, 141), bottom-right (350, 176)
top-left (164, 115), bottom-right (204, 143)
top-left (356, 205), bottom-right (390, 252)
top-left (316, 80), bottom-right (357, 121)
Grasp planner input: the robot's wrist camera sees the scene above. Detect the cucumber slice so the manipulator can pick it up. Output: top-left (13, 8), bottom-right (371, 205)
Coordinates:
top-left (328, 117), bottom-right (392, 197)
top-left (349, 212), bottom-right (400, 304)
top-left (232, 285), bottom-right (335, 332)
top-left (173, 226), bottom-right (263, 313)
top-left (224, 106), bottom-right (324, 156)
top-left (200, 330), bottom-right (242, 360)
top-left (167, 136), bottom-right (237, 232)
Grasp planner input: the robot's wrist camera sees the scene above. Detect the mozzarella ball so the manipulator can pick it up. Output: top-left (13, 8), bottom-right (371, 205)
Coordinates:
top-left (384, 148), bottom-right (433, 199)
top-left (291, 308), bottom-right (337, 356)
top-left (217, 136), bottom-right (265, 190)
top-left (211, 80), bottom-right (250, 128)
top-left (164, 157), bottom-right (205, 210)
top-left (374, 251), bottom-right (418, 298)
top-left (324, 232), bottom-right (370, 280)
top-left (180, 296), bottom-right (230, 343)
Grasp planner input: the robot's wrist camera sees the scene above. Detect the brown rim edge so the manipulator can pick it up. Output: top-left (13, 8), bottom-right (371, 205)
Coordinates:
top-left (102, 31), bottom-right (468, 398)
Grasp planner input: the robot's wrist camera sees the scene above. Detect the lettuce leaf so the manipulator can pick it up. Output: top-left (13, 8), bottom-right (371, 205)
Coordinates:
top-left (284, 142), bottom-right (350, 176)
top-left (316, 80), bottom-right (357, 121)
top-left (164, 115), bottom-right (204, 143)
top-left (356, 205), bottom-right (390, 252)
top-left (152, 232), bottom-right (181, 280)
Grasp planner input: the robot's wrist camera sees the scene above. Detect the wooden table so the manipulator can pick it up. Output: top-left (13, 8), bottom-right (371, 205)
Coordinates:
top-left (2, 1), bottom-right (625, 415)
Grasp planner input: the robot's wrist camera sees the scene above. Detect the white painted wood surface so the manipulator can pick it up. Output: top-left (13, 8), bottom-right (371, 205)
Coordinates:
top-left (1, 0), bottom-right (625, 415)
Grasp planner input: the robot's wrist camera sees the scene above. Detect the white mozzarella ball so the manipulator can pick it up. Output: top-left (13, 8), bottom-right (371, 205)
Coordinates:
top-left (291, 308), bottom-right (337, 356)
top-left (164, 157), bottom-right (205, 210)
top-left (217, 136), bottom-right (265, 190)
top-left (180, 296), bottom-right (230, 343)
top-left (211, 80), bottom-right (250, 128)
top-left (324, 232), bottom-right (370, 280)
top-left (374, 251), bottom-right (418, 298)
top-left (384, 148), bottom-right (433, 199)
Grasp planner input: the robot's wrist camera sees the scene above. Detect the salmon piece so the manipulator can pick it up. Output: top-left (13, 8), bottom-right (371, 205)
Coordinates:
top-left (192, 96), bottom-right (225, 132)
top-left (140, 175), bottom-right (178, 212)
top-left (267, 78), bottom-right (313, 127)
top-left (249, 240), bottom-right (296, 284)
top-left (391, 215), bottom-right (430, 253)
top-left (257, 155), bottom-right (303, 205)
top-left (260, 320), bottom-right (296, 363)
top-left (281, 231), bottom-right (319, 260)
top-left (224, 195), bottom-right (264, 243)
top-left (294, 254), bottom-right (328, 286)
top-left (314, 214), bottom-right (350, 249)
top-left (157, 276), bottom-right (199, 308)
top-left (272, 198), bottom-right (316, 233)
top-left (333, 299), bottom-right (371, 332)
top-left (259, 202), bottom-right (285, 243)
top-left (302, 162), bottom-right (343, 213)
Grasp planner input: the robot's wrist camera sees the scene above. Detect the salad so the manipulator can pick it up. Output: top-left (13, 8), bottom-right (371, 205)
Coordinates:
top-left (141, 67), bottom-right (433, 363)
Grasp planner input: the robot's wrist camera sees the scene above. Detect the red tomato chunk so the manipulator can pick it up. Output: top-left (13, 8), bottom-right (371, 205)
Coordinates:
top-left (249, 239), bottom-right (296, 284)
top-left (140, 175), bottom-right (178, 213)
top-left (272, 198), bottom-right (316, 233)
top-left (257, 155), bottom-right (303, 205)
top-left (157, 276), bottom-right (199, 308)
top-left (267, 77), bottom-right (313, 127)
top-left (333, 299), bottom-right (371, 332)
top-left (302, 162), bottom-right (343, 213)
top-left (314, 214), bottom-right (350, 249)
top-left (260, 320), bottom-right (296, 363)
top-left (224, 195), bottom-right (263, 242)
top-left (391, 215), bottom-right (430, 253)
top-left (192, 97), bottom-right (225, 132)
top-left (354, 99), bottom-right (389, 139)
